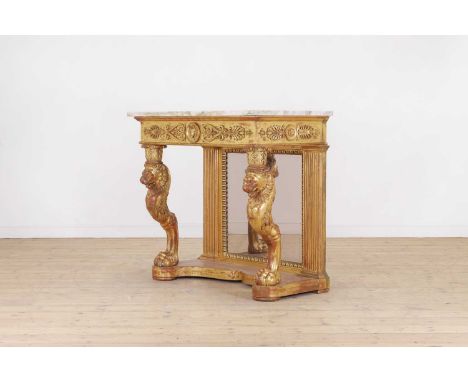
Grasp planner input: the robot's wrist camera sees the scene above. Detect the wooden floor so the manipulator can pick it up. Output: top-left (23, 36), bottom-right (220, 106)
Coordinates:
top-left (1, 237), bottom-right (468, 346)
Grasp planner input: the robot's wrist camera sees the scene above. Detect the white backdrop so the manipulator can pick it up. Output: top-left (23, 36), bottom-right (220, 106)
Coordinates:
top-left (1, 36), bottom-right (467, 238)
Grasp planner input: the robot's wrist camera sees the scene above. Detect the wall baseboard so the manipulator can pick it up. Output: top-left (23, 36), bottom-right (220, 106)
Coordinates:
top-left (327, 225), bottom-right (468, 237)
top-left (0, 224), bottom-right (203, 238)
top-left (1, 224), bottom-right (468, 238)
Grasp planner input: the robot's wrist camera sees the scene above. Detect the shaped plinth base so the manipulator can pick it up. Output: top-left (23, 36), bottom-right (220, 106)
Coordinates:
top-left (152, 258), bottom-right (329, 301)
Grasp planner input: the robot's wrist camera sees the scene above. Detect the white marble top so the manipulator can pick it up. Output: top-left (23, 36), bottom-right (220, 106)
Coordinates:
top-left (128, 110), bottom-right (332, 117)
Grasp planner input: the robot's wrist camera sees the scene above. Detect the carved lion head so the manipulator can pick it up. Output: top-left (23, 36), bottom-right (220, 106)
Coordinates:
top-left (140, 163), bottom-right (169, 192)
top-left (243, 170), bottom-right (271, 195)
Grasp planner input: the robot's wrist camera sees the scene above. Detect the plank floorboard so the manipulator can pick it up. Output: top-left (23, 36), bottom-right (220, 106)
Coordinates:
top-left (0, 238), bottom-right (467, 346)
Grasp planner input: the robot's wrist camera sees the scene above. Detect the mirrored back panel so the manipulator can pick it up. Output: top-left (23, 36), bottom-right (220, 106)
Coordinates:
top-left (223, 150), bottom-right (302, 268)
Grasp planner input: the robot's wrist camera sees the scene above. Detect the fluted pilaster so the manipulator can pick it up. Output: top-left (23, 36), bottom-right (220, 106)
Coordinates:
top-left (203, 147), bottom-right (224, 258)
top-left (302, 147), bottom-right (329, 285)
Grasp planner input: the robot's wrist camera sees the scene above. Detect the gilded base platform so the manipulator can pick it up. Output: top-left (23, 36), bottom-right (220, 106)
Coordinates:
top-left (153, 258), bottom-right (329, 301)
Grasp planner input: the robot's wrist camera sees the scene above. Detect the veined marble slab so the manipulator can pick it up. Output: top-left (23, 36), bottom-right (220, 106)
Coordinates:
top-left (128, 110), bottom-right (333, 117)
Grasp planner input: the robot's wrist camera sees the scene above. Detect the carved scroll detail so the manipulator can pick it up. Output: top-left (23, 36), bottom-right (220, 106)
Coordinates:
top-left (243, 146), bottom-right (281, 286)
top-left (140, 145), bottom-right (179, 267)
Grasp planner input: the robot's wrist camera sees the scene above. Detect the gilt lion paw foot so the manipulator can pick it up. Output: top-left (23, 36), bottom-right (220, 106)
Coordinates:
top-left (255, 268), bottom-right (280, 286)
top-left (154, 251), bottom-right (178, 267)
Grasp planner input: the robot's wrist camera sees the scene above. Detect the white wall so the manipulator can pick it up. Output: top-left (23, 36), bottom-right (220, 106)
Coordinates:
top-left (1, 36), bottom-right (467, 238)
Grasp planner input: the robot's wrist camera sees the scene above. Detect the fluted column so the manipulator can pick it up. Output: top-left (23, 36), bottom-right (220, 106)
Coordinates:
top-left (203, 147), bottom-right (224, 258)
top-left (302, 147), bottom-right (329, 288)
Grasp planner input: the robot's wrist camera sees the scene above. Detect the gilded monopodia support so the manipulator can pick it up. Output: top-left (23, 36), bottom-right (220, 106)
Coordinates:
top-left (243, 146), bottom-right (282, 286)
top-left (140, 144), bottom-right (179, 267)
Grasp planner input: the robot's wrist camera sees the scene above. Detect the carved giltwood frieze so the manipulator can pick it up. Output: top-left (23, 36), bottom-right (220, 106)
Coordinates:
top-left (203, 123), bottom-right (253, 142)
top-left (140, 119), bottom-right (325, 146)
top-left (142, 121), bottom-right (255, 145)
top-left (257, 122), bottom-right (322, 143)
top-left (144, 123), bottom-right (186, 141)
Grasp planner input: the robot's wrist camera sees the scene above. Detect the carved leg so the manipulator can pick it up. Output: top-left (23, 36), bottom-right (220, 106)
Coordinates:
top-left (140, 144), bottom-right (179, 267)
top-left (154, 213), bottom-right (179, 267)
top-left (254, 222), bottom-right (281, 286)
top-left (243, 147), bottom-right (282, 286)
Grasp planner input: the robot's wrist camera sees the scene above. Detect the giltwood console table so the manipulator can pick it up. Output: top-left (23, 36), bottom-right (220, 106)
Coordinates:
top-left (129, 111), bottom-right (332, 301)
